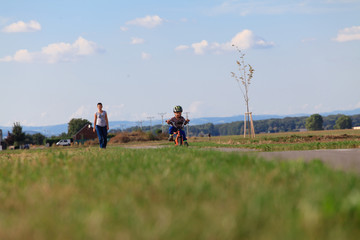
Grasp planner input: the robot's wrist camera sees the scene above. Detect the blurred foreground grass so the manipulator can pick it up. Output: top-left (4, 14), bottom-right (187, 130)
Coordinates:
top-left (1, 147), bottom-right (360, 240)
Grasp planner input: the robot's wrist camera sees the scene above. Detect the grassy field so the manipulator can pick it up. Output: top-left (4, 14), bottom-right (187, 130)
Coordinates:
top-left (1, 146), bottom-right (360, 240)
top-left (184, 129), bottom-right (360, 151)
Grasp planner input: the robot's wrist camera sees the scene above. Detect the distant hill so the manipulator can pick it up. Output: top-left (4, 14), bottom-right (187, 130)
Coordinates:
top-left (1, 108), bottom-right (360, 137)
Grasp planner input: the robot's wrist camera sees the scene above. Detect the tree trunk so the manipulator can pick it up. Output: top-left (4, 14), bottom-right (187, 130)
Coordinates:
top-left (246, 102), bottom-right (251, 137)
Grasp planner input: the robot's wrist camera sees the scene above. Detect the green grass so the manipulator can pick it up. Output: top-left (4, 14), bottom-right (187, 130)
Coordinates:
top-left (1, 147), bottom-right (360, 240)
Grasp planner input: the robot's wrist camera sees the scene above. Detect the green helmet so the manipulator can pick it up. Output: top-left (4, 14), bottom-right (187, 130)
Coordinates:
top-left (173, 105), bottom-right (183, 113)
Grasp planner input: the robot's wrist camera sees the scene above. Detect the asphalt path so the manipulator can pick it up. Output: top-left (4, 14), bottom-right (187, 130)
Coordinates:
top-left (257, 149), bottom-right (360, 174)
top-left (214, 148), bottom-right (360, 174)
top-left (124, 145), bottom-right (360, 174)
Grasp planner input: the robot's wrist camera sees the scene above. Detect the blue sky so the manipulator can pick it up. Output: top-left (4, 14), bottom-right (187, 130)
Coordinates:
top-left (1, 0), bottom-right (359, 126)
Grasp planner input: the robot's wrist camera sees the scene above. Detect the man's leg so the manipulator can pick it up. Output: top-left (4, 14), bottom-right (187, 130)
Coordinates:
top-left (103, 126), bottom-right (108, 148)
top-left (95, 125), bottom-right (103, 148)
top-left (100, 127), bottom-right (105, 148)
top-left (99, 126), bottom-right (107, 148)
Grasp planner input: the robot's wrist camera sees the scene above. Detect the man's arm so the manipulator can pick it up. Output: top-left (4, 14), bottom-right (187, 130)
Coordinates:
top-left (93, 113), bottom-right (97, 132)
top-left (105, 112), bottom-right (109, 131)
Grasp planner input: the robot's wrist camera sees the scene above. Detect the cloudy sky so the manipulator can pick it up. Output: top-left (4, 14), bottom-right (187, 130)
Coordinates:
top-left (1, 0), bottom-right (359, 126)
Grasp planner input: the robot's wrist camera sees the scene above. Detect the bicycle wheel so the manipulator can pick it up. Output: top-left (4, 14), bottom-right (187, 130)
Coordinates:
top-left (178, 135), bottom-right (183, 146)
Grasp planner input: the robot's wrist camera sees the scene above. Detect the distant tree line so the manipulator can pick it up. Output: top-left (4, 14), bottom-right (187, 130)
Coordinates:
top-left (2, 118), bottom-right (92, 149)
top-left (3, 122), bottom-right (46, 149)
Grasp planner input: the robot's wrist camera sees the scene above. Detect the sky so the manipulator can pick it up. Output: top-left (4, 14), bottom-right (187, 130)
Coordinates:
top-left (0, 0), bottom-right (360, 126)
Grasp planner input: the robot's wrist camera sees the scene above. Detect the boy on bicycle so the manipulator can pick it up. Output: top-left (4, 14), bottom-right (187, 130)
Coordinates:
top-left (166, 105), bottom-right (190, 146)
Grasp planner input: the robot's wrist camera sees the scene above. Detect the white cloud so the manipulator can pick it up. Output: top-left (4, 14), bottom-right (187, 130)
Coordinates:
top-left (0, 49), bottom-right (34, 63)
top-left (302, 104), bottom-right (309, 110)
top-left (131, 37), bottom-right (145, 45)
top-left (141, 52), bottom-right (151, 60)
top-left (0, 37), bottom-right (103, 63)
top-left (333, 26), bottom-right (360, 42)
top-left (14, 49), bottom-right (33, 62)
top-left (70, 105), bottom-right (92, 119)
top-left (2, 20), bottom-right (41, 33)
top-left (355, 102), bottom-right (360, 109)
top-left (175, 45), bottom-right (190, 51)
top-left (187, 101), bottom-right (204, 117)
top-left (188, 101), bottom-right (203, 113)
top-left (120, 26), bottom-right (128, 31)
top-left (126, 15), bottom-right (164, 28)
top-left (226, 29), bottom-right (274, 49)
top-left (70, 104), bottom-right (126, 121)
top-left (177, 30), bottom-right (274, 55)
top-left (0, 55), bottom-right (13, 62)
top-left (191, 40), bottom-right (209, 55)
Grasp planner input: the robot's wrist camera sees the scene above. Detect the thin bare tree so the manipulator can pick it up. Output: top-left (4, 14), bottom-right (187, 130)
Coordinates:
top-left (231, 45), bottom-right (255, 137)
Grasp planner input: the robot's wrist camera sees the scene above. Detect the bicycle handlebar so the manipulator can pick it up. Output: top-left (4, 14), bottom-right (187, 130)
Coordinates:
top-left (167, 120), bottom-right (188, 128)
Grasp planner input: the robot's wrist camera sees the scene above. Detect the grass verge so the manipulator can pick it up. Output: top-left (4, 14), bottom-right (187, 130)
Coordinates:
top-left (183, 130), bottom-right (360, 151)
top-left (189, 140), bottom-right (360, 151)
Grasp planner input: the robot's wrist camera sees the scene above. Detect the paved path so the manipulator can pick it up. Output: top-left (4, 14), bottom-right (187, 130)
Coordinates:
top-left (204, 147), bottom-right (360, 174)
top-left (257, 149), bottom-right (360, 174)
top-left (124, 146), bottom-right (166, 149)
top-left (210, 148), bottom-right (360, 174)
top-left (123, 145), bottom-right (360, 174)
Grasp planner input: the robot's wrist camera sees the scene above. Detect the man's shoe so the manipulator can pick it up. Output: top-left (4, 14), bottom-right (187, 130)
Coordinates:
top-left (184, 141), bottom-right (189, 147)
top-left (168, 135), bottom-right (174, 141)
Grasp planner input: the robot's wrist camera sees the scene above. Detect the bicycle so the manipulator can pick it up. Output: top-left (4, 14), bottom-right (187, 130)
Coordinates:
top-left (168, 120), bottom-right (189, 146)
